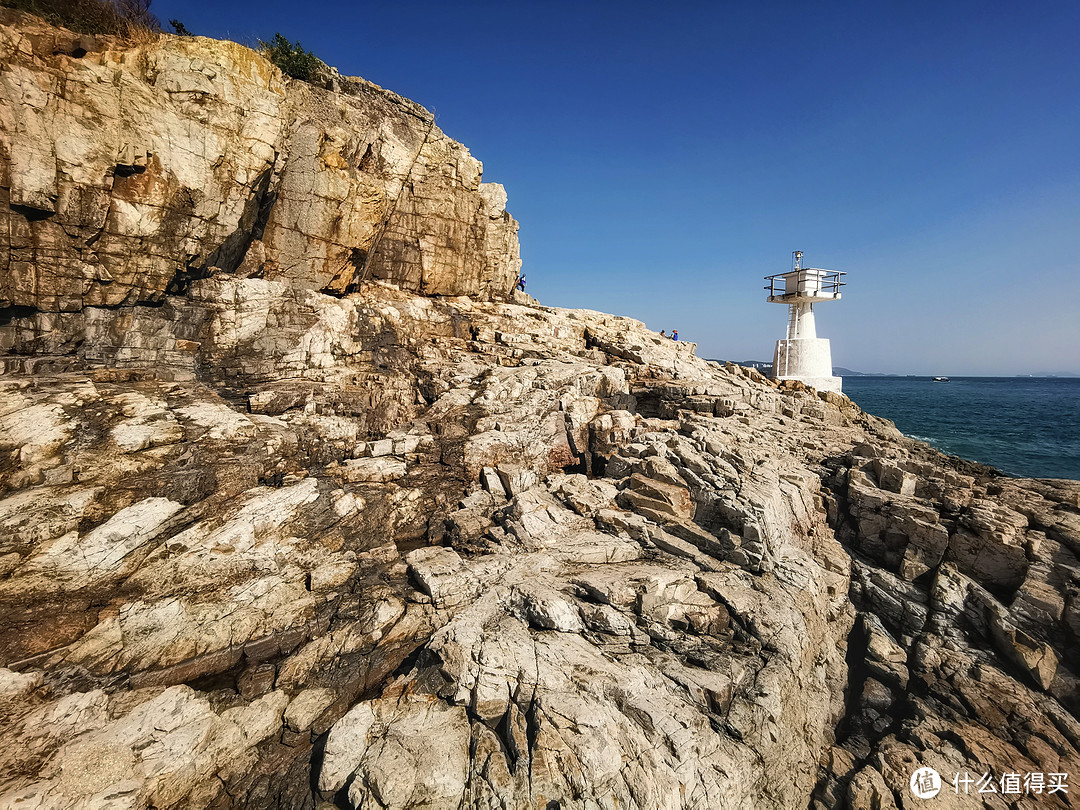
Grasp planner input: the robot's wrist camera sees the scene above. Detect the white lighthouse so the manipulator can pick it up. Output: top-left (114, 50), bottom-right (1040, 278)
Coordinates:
top-left (765, 251), bottom-right (846, 393)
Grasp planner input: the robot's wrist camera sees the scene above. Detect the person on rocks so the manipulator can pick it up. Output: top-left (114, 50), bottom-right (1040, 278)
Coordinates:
top-left (672, 329), bottom-right (679, 341)
top-left (659, 329), bottom-right (666, 338)
top-left (516, 274), bottom-right (527, 292)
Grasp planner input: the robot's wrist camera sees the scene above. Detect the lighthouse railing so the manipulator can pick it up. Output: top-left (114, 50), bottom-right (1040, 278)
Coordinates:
top-left (764, 269), bottom-right (846, 299)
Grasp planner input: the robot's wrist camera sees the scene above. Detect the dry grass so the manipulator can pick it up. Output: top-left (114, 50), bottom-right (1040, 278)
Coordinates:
top-left (123, 16), bottom-right (160, 45)
top-left (1, 0), bottom-right (161, 39)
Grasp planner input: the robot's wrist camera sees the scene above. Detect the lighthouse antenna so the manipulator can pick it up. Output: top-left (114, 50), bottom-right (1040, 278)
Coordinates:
top-left (792, 250), bottom-right (803, 272)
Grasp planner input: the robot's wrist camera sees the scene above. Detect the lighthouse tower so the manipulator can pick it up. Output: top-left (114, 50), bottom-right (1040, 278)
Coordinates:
top-left (765, 251), bottom-right (846, 394)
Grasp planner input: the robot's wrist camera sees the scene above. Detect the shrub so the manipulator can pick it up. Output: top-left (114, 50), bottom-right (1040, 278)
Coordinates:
top-left (1, 0), bottom-right (160, 38)
top-left (259, 33), bottom-right (323, 82)
top-left (169, 18), bottom-right (191, 36)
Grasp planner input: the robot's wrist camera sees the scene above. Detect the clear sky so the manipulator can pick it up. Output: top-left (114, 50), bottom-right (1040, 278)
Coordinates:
top-left (154, 0), bottom-right (1080, 375)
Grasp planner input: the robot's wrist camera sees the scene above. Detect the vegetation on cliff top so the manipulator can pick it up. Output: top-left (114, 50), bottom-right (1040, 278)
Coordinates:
top-left (4, 0), bottom-right (325, 83)
top-left (258, 33), bottom-right (325, 83)
top-left (1, 0), bottom-right (159, 38)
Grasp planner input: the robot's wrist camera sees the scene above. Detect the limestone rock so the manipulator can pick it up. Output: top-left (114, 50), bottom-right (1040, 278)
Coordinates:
top-left (0, 8), bottom-right (520, 371)
top-left (284, 687), bottom-right (336, 734)
top-left (0, 10), bottom-right (1077, 810)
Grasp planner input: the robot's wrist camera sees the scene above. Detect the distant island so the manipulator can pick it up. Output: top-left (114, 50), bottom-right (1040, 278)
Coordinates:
top-left (721, 361), bottom-right (1080, 379)
top-left (724, 361), bottom-right (887, 377)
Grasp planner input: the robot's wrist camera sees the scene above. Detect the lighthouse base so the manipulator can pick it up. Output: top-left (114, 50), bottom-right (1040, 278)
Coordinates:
top-left (772, 338), bottom-right (842, 394)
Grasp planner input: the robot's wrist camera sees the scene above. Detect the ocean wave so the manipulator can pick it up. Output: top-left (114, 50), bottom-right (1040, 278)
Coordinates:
top-left (908, 434), bottom-right (940, 445)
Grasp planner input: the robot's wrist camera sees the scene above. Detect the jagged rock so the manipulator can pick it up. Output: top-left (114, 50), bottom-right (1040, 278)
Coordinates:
top-left (479, 465), bottom-right (506, 497)
top-left (862, 613), bottom-right (910, 689)
top-left (0, 666), bottom-right (41, 701)
top-left (405, 546), bottom-right (478, 609)
top-left (948, 499), bottom-right (1031, 589)
top-left (320, 688), bottom-right (472, 808)
top-left (0, 686), bottom-right (289, 808)
top-left (495, 464), bottom-right (538, 497)
top-left (517, 583), bottom-right (585, 632)
top-left (846, 765), bottom-right (898, 809)
top-left (590, 409), bottom-right (637, 457)
top-left (626, 472), bottom-right (694, 519)
top-left (338, 456), bottom-right (406, 483)
top-left (0, 10), bottom-right (1077, 810)
top-left (551, 473), bottom-right (618, 516)
top-left (873, 459), bottom-right (917, 496)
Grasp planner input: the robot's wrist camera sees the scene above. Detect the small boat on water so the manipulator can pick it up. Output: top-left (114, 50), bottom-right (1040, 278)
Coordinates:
top-left (932, 376), bottom-right (950, 382)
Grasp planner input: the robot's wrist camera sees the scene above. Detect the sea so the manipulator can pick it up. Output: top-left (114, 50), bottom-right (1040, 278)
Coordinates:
top-left (841, 377), bottom-right (1080, 481)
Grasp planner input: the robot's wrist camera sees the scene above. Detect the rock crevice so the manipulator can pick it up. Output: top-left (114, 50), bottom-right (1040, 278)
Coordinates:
top-left (0, 10), bottom-right (1078, 810)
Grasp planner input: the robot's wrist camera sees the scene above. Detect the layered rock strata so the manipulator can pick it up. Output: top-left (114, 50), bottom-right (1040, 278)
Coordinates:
top-left (1, 11), bottom-right (1079, 810)
top-left (2, 281), bottom-right (1078, 808)
top-left (0, 8), bottom-right (519, 324)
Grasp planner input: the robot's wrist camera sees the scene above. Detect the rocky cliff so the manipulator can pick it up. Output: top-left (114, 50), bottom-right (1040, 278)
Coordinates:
top-left (1, 11), bottom-right (1079, 810)
top-left (0, 7), bottom-right (519, 374)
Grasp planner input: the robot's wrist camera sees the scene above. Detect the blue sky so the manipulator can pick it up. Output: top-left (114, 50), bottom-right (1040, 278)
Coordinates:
top-left (155, 0), bottom-right (1080, 375)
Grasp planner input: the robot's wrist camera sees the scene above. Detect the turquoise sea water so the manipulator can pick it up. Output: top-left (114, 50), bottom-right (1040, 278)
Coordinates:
top-left (842, 377), bottom-right (1080, 481)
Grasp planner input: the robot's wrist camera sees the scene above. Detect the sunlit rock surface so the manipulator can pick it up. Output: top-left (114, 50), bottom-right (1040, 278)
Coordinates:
top-left (0, 7), bottom-right (519, 326)
top-left (1, 10), bottom-right (1079, 810)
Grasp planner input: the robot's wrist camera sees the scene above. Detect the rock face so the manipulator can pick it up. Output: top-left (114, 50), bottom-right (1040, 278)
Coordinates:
top-left (2, 11), bottom-right (1080, 810)
top-left (0, 7), bottom-right (519, 331)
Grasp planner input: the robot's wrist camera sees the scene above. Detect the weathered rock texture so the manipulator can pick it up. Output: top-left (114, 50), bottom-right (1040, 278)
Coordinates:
top-left (0, 8), bottom-right (519, 322)
top-left (2, 11), bottom-right (1079, 810)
